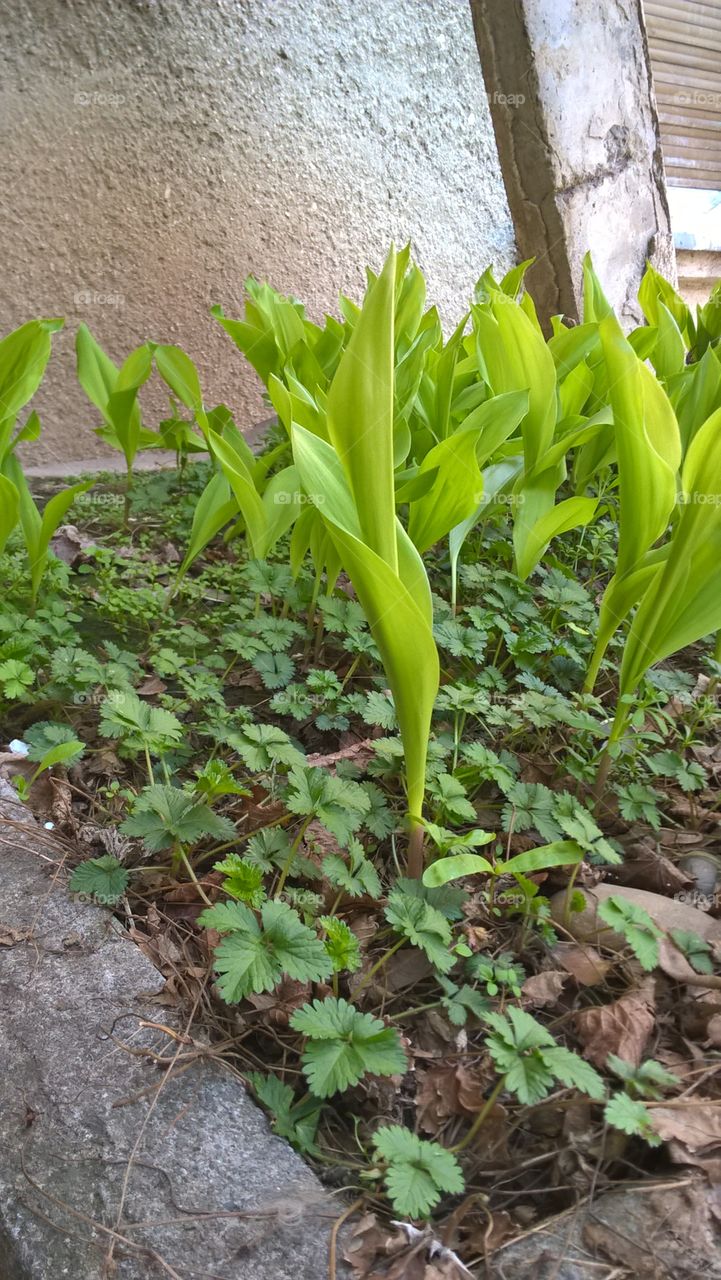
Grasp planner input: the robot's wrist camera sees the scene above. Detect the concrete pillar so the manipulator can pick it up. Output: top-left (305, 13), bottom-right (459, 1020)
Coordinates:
top-left (469, 0), bottom-right (676, 326)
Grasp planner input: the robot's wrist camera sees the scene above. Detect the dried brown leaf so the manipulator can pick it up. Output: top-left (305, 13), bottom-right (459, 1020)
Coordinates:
top-left (651, 1101), bottom-right (721, 1153)
top-left (574, 980), bottom-right (655, 1068)
top-left (521, 970), bottom-right (567, 1007)
top-left (0, 925), bottom-right (31, 947)
top-left (551, 940), bottom-right (611, 986)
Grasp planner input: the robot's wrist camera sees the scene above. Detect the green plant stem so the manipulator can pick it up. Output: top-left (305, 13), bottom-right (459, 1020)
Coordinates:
top-left (593, 696), bottom-right (632, 809)
top-left (143, 745), bottom-right (155, 788)
top-left (351, 936), bottom-right (406, 998)
top-left (274, 814), bottom-right (313, 898)
top-left (406, 823), bottom-right (425, 880)
top-left (388, 1000), bottom-right (443, 1021)
top-left (451, 1077), bottom-right (506, 1153)
top-left (339, 653), bottom-right (362, 694)
top-left (707, 631), bottom-right (721, 698)
top-left (123, 462), bottom-right (132, 530)
top-left (562, 862), bottom-right (582, 929)
top-left (174, 844), bottom-right (213, 906)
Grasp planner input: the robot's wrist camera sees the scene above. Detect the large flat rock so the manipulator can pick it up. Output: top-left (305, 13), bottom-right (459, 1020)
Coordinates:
top-left (488, 1176), bottom-right (721, 1279)
top-left (0, 782), bottom-right (349, 1279)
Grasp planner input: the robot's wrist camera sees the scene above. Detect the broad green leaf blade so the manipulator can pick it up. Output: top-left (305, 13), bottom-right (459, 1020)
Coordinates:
top-left (422, 853), bottom-right (494, 887)
top-left (211, 304), bottom-right (280, 382)
top-left (68, 855), bottom-right (130, 904)
top-left (499, 840), bottom-right (585, 877)
top-left (178, 470), bottom-right (235, 579)
top-left (0, 319), bottom-right (63, 460)
top-left (326, 246), bottom-right (397, 568)
top-left (259, 465), bottom-right (302, 554)
top-left (620, 405), bottom-right (721, 696)
top-left (408, 421), bottom-right (483, 553)
top-left (0, 473), bottom-right (19, 555)
top-left (292, 424), bottom-right (438, 823)
top-left (75, 323), bottom-right (118, 423)
top-left (515, 494), bottom-right (598, 582)
top-left (584, 546), bottom-right (668, 691)
top-left (448, 457), bottom-right (524, 609)
top-left (651, 302), bottom-right (686, 380)
top-left (600, 313), bottom-right (680, 578)
top-left (155, 344), bottom-right (208, 431)
top-left (35, 480), bottom-right (93, 595)
top-left (208, 429), bottom-right (268, 557)
top-left (34, 739), bottom-right (85, 772)
top-left (638, 261), bottom-right (693, 343)
top-left (582, 253), bottom-right (614, 323)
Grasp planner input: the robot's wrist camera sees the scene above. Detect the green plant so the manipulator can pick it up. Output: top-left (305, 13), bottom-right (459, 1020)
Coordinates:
top-left (291, 247), bottom-right (439, 877)
top-left (0, 319), bottom-right (92, 598)
top-left (199, 900), bottom-right (332, 1003)
top-left (75, 327), bottom-right (156, 523)
top-left (290, 996), bottom-right (407, 1098)
top-left (604, 1053), bottom-right (678, 1148)
top-left (247, 1073), bottom-right (321, 1155)
top-left (68, 855), bottom-right (130, 904)
top-left (372, 1126), bottom-right (464, 1218)
top-left (12, 735), bottom-right (85, 803)
top-left (422, 839), bottom-right (585, 892)
top-left (120, 783), bottom-right (236, 855)
top-left (596, 894), bottom-right (662, 970)
top-left (99, 691), bottom-right (183, 781)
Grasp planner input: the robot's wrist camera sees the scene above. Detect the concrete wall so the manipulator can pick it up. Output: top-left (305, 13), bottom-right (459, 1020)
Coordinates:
top-left (676, 250), bottom-right (721, 310)
top-left (0, 0), bottom-right (515, 467)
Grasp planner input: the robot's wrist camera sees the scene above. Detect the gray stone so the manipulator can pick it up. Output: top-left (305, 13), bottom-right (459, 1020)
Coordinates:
top-left (0, 782), bottom-right (350, 1278)
top-left (470, 0), bottom-right (674, 326)
top-left (489, 1177), bottom-right (721, 1279)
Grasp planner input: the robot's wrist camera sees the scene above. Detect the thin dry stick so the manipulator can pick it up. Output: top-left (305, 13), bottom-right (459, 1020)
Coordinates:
top-left (328, 1195), bottom-right (364, 1280)
top-left (20, 1145), bottom-right (186, 1280)
top-left (102, 972), bottom-right (209, 1275)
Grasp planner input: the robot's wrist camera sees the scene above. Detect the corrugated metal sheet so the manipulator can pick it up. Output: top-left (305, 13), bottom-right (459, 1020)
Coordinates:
top-left (646, 0), bottom-right (721, 187)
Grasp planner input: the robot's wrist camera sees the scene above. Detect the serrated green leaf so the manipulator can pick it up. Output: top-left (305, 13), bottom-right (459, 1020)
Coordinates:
top-left (597, 895), bottom-right (661, 971)
top-left (68, 855), bottom-right (129, 905)
top-left (120, 784), bottom-right (235, 852)
top-left (200, 900), bottom-right (331, 1004)
top-left (372, 1125), bottom-right (464, 1218)
top-left (384, 887), bottom-right (454, 973)
top-left (291, 997), bottom-right (406, 1098)
top-left (604, 1092), bottom-right (662, 1146)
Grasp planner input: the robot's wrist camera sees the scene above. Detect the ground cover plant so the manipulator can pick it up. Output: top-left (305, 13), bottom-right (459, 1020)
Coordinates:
top-left (2, 249), bottom-right (721, 1276)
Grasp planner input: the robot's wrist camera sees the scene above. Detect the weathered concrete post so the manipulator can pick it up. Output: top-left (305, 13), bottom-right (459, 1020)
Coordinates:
top-left (469, 0), bottom-right (676, 325)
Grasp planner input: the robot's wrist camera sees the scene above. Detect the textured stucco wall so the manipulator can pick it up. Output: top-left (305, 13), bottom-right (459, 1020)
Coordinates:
top-left (0, 0), bottom-right (515, 466)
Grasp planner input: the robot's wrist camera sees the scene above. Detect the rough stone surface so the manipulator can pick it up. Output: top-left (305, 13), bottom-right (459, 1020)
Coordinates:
top-left (470, 0), bottom-right (675, 326)
top-left (489, 1178), bottom-right (721, 1279)
top-left (0, 781), bottom-right (350, 1279)
top-left (0, 0), bottom-right (514, 468)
